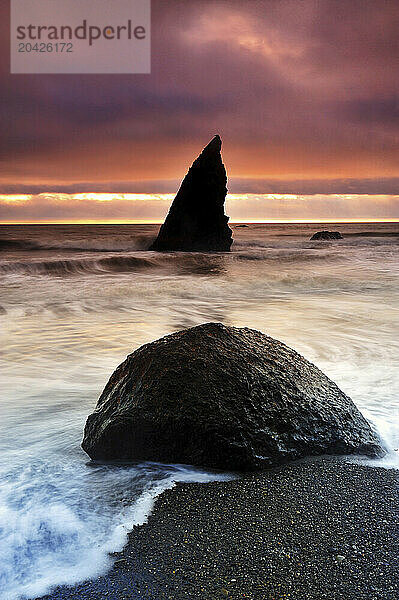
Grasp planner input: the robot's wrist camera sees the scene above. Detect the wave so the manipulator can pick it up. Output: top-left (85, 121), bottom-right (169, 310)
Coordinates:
top-left (0, 460), bottom-right (232, 600)
top-left (0, 253), bottom-right (230, 277)
top-left (0, 256), bottom-right (160, 277)
top-left (0, 248), bottom-right (358, 277)
top-left (233, 249), bottom-right (341, 262)
top-left (1, 242), bottom-right (397, 278)
top-left (0, 237), bottom-right (153, 253)
top-left (0, 239), bottom-right (42, 251)
top-left (346, 231), bottom-right (399, 237)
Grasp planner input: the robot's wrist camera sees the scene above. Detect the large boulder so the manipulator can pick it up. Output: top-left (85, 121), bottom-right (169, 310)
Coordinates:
top-left (311, 231), bottom-right (343, 240)
top-left (149, 136), bottom-right (233, 252)
top-left (82, 323), bottom-right (383, 471)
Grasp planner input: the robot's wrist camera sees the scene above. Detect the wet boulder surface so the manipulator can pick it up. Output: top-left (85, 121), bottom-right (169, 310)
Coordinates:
top-left (82, 323), bottom-right (383, 471)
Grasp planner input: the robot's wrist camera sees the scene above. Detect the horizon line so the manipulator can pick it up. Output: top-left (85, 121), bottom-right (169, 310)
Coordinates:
top-left (1, 218), bottom-right (399, 226)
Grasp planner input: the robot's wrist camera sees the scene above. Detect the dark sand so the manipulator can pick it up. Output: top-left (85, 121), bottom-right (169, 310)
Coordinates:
top-left (38, 458), bottom-right (398, 600)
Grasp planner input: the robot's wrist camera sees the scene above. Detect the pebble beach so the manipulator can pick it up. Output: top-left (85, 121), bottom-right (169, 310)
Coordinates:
top-left (37, 457), bottom-right (399, 600)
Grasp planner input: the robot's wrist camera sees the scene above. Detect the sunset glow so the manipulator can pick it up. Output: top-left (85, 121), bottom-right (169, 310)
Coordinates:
top-left (0, 193), bottom-right (398, 224)
top-left (1, 1), bottom-right (398, 222)
top-left (1, 4), bottom-right (399, 599)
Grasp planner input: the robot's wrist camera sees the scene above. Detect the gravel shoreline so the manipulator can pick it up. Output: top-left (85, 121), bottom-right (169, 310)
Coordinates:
top-left (38, 457), bottom-right (398, 600)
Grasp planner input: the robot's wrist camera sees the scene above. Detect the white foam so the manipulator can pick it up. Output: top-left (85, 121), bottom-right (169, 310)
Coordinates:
top-left (1, 222), bottom-right (397, 599)
top-left (0, 460), bottom-right (233, 600)
top-left (362, 411), bottom-right (399, 469)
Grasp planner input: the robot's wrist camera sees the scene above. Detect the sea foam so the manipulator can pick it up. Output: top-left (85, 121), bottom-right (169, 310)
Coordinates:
top-left (1, 222), bottom-right (398, 599)
top-left (0, 459), bottom-right (232, 600)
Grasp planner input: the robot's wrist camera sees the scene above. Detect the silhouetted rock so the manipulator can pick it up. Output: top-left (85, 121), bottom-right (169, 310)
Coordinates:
top-left (149, 136), bottom-right (233, 252)
top-left (82, 323), bottom-right (383, 471)
top-left (311, 231), bottom-right (343, 240)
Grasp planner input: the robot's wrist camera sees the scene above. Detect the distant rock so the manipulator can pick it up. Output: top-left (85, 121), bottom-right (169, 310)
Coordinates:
top-left (149, 136), bottom-right (233, 252)
top-left (82, 323), bottom-right (383, 471)
top-left (236, 224), bottom-right (249, 228)
top-left (311, 231), bottom-right (343, 240)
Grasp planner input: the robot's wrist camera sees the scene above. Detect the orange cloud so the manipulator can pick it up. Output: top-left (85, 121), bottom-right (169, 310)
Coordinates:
top-left (0, 193), bottom-right (398, 224)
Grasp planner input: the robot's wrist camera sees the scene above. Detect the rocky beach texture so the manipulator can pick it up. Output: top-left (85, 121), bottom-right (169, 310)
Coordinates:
top-left (82, 323), bottom-right (382, 469)
top-left (37, 458), bottom-right (399, 600)
top-left (149, 135), bottom-right (233, 252)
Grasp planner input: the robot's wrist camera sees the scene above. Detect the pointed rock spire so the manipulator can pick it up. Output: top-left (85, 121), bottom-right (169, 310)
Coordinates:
top-left (149, 135), bottom-right (233, 252)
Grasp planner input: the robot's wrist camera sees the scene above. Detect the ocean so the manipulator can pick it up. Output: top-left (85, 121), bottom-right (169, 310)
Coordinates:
top-left (0, 222), bottom-right (398, 599)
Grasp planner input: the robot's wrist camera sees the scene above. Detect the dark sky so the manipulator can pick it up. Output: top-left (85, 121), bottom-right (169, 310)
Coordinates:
top-left (1, 0), bottom-right (398, 196)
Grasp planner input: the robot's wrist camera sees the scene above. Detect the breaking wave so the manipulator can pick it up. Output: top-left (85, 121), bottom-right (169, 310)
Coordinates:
top-left (0, 239), bottom-right (42, 251)
top-left (0, 253), bottom-right (229, 277)
top-left (0, 237), bottom-right (152, 253)
top-left (0, 459), bottom-right (232, 600)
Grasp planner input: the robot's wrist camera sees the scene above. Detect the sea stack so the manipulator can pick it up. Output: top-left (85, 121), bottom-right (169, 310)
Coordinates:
top-left (82, 323), bottom-right (383, 471)
top-left (149, 135), bottom-right (233, 252)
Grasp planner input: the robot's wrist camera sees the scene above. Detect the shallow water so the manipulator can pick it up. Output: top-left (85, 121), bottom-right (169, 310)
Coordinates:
top-left (0, 222), bottom-right (398, 599)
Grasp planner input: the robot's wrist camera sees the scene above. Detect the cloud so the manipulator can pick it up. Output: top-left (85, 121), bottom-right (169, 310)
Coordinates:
top-left (0, 0), bottom-right (398, 198)
top-left (229, 177), bottom-right (399, 195)
top-left (338, 97), bottom-right (399, 126)
top-left (0, 177), bottom-right (398, 196)
top-left (0, 192), bottom-right (398, 223)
